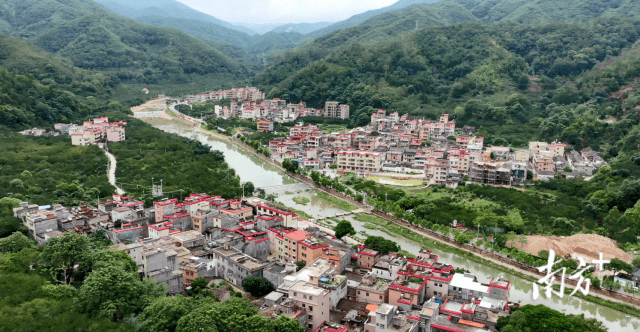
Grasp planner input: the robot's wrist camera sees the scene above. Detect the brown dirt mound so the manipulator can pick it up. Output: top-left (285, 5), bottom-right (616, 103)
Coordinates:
top-left (518, 234), bottom-right (631, 263)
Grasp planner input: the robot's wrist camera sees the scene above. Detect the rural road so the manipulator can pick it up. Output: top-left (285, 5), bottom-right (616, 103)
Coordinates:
top-left (103, 147), bottom-right (125, 195)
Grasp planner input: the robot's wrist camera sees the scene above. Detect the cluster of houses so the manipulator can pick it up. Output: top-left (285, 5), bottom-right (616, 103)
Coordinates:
top-left (177, 87), bottom-right (266, 104)
top-left (168, 87), bottom-right (349, 123)
top-left (19, 117), bottom-right (127, 146)
top-left (266, 111), bottom-right (608, 186)
top-left (210, 99), bottom-right (349, 123)
top-left (13, 193), bottom-right (517, 332)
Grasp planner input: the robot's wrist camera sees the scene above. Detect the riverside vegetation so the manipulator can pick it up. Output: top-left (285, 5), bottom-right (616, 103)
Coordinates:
top-left (2, 0), bottom-right (640, 329)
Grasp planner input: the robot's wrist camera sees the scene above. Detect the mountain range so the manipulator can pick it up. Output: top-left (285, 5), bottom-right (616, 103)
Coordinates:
top-left (0, 0), bottom-right (247, 85)
top-left (93, 0), bottom-right (259, 35)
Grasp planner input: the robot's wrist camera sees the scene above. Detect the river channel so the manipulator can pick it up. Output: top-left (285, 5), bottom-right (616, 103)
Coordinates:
top-left (145, 118), bottom-right (639, 331)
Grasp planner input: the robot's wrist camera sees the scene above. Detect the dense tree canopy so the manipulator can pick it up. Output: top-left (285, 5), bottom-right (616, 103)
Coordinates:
top-left (241, 276), bottom-right (274, 298)
top-left (496, 304), bottom-right (607, 332)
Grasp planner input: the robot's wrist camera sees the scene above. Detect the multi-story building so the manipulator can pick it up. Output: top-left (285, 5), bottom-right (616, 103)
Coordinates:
top-left (179, 255), bottom-right (215, 288)
top-left (372, 254), bottom-right (407, 281)
top-left (208, 242), bottom-right (270, 289)
top-left (357, 248), bottom-right (381, 269)
top-left (138, 237), bottom-right (190, 293)
top-left (336, 151), bottom-right (382, 173)
top-left (106, 126), bottom-right (125, 142)
top-left (257, 120), bottom-right (274, 132)
top-left (324, 101), bottom-right (350, 119)
top-left (364, 304), bottom-right (419, 332)
top-left (356, 272), bottom-right (389, 305)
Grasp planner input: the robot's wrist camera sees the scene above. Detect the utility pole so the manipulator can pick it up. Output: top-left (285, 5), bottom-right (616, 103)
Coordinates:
top-left (385, 192), bottom-right (388, 202)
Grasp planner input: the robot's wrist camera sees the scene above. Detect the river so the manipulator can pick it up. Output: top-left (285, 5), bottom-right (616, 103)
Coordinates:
top-left (144, 118), bottom-right (639, 331)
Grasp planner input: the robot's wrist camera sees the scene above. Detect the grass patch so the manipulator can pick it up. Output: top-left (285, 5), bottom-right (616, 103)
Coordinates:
top-left (293, 196), bottom-right (310, 205)
top-left (363, 224), bottom-right (377, 230)
top-left (165, 109), bottom-right (177, 117)
top-left (272, 200), bottom-right (312, 219)
top-left (367, 175), bottom-right (424, 186)
top-left (285, 191), bottom-right (294, 195)
top-left (314, 190), bottom-right (357, 211)
top-left (399, 250), bottom-right (416, 258)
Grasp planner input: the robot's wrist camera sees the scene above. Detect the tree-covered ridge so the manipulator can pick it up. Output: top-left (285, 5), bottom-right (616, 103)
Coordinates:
top-left (258, 18), bottom-right (640, 113)
top-left (0, 131), bottom-right (115, 206)
top-left (0, 34), bottom-right (116, 98)
top-left (0, 69), bottom-right (102, 128)
top-left (258, 0), bottom-right (640, 86)
top-left (107, 116), bottom-right (243, 203)
top-left (0, 0), bottom-right (247, 84)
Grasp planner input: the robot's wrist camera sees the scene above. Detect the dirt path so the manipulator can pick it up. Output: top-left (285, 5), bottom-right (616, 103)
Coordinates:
top-left (103, 147), bottom-right (125, 195)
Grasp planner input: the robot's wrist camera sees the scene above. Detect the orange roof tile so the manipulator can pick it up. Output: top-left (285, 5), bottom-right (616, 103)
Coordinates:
top-left (285, 229), bottom-right (309, 241)
top-left (366, 304), bottom-right (378, 312)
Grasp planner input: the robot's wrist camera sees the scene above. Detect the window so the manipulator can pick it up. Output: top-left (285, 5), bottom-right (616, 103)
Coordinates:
top-left (366, 292), bottom-right (369, 296)
top-left (379, 295), bottom-right (383, 300)
top-left (309, 306), bottom-right (313, 312)
top-left (308, 324), bottom-right (313, 329)
top-left (303, 295), bottom-right (307, 299)
top-left (308, 315), bottom-right (313, 320)
top-left (309, 296), bottom-right (313, 300)
top-left (294, 292), bottom-right (297, 297)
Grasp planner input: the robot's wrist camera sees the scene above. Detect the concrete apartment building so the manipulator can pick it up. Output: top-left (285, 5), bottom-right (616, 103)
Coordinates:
top-left (257, 120), bottom-right (274, 132)
top-left (264, 262), bottom-right (297, 289)
top-left (208, 242), bottom-right (270, 289)
top-left (278, 256), bottom-right (343, 330)
top-left (357, 248), bottom-right (381, 270)
top-left (364, 303), bottom-right (418, 332)
top-left (178, 255), bottom-right (215, 287)
top-left (356, 272), bottom-right (389, 305)
top-left (372, 254), bottom-right (407, 282)
top-left (139, 237), bottom-right (189, 294)
top-left (336, 151), bottom-right (383, 173)
top-left (324, 101), bottom-right (350, 119)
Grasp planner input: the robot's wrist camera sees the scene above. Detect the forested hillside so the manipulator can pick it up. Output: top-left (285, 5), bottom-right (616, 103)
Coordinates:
top-left (134, 16), bottom-right (310, 71)
top-left (305, 0), bottom-right (443, 39)
top-left (0, 34), bottom-right (116, 98)
top-left (258, 0), bottom-right (640, 87)
top-left (0, 0), bottom-right (248, 84)
top-left (257, 18), bottom-right (640, 144)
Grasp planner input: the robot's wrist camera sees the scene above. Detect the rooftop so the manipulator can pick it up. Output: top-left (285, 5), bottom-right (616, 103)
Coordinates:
top-left (450, 274), bottom-right (489, 294)
top-left (290, 280), bottom-right (328, 296)
top-left (432, 314), bottom-right (490, 332)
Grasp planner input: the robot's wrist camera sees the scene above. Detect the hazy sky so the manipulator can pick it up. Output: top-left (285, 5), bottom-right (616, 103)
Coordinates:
top-left (176, 0), bottom-right (398, 24)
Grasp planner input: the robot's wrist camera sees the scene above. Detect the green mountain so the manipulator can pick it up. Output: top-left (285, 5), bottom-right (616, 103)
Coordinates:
top-left (257, 18), bottom-right (640, 146)
top-left (0, 33), bottom-right (130, 129)
top-left (0, 0), bottom-right (248, 84)
top-left (306, 0), bottom-right (443, 38)
top-left (134, 16), bottom-right (309, 69)
top-left (270, 22), bottom-right (333, 35)
top-left (259, 0), bottom-right (640, 87)
top-left (0, 34), bottom-right (116, 97)
top-left (93, 0), bottom-right (258, 35)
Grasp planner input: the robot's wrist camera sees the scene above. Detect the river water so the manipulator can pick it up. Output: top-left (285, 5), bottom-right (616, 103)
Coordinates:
top-left (146, 119), bottom-right (639, 331)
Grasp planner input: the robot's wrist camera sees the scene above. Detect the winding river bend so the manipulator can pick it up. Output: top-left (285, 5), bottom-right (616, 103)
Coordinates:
top-left (143, 117), bottom-right (639, 331)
